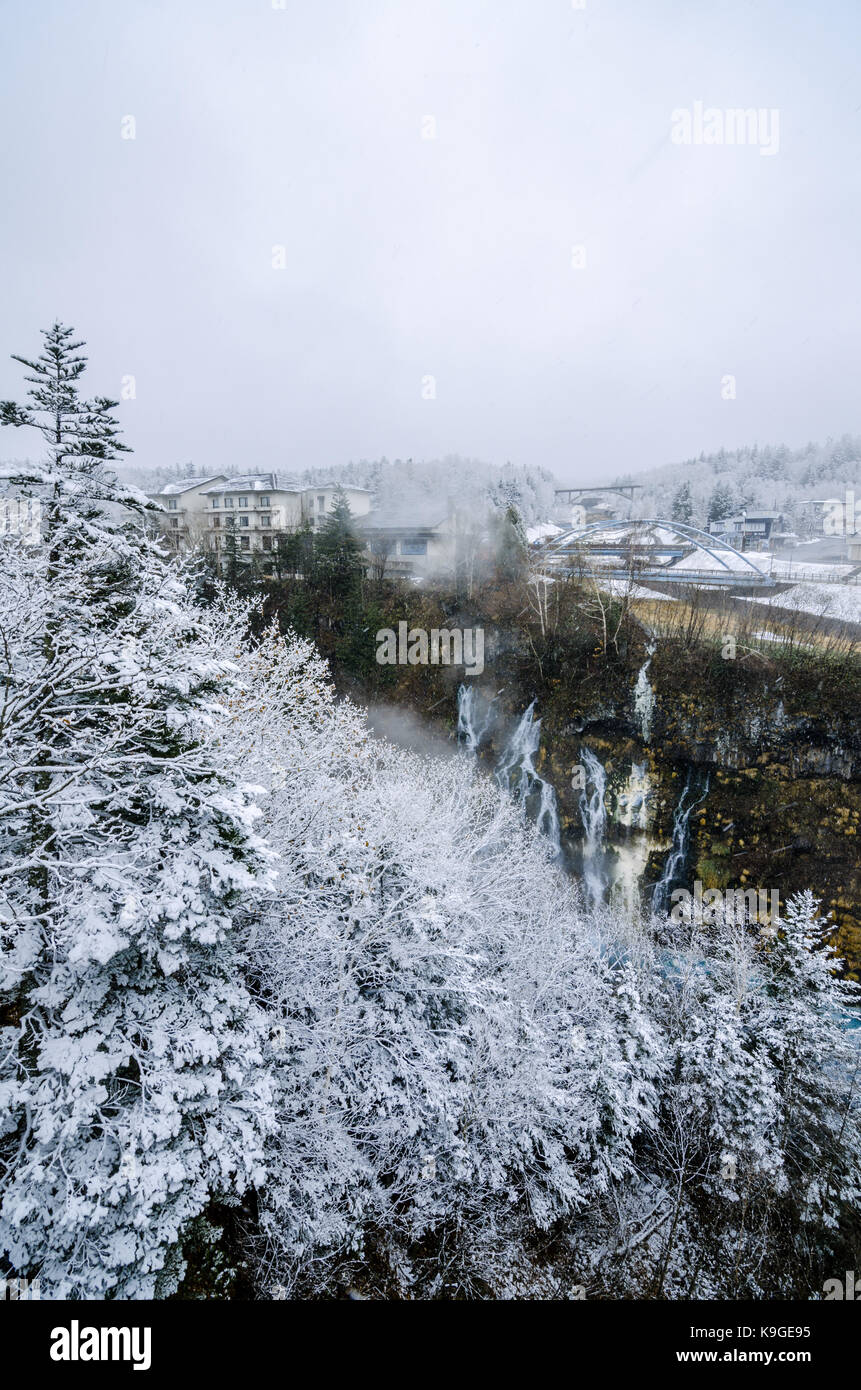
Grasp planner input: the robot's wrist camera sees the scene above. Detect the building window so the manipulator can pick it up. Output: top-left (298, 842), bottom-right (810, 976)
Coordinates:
top-left (400, 538), bottom-right (427, 556)
top-left (260, 516), bottom-right (270, 527)
top-left (212, 516), bottom-right (220, 528)
top-left (240, 536), bottom-right (250, 551)
top-left (239, 515), bottom-right (249, 527)
top-left (260, 496), bottom-right (270, 507)
top-left (211, 497), bottom-right (219, 508)
top-left (317, 495), bottom-right (325, 512)
top-left (224, 496), bottom-right (233, 508)
top-left (167, 499), bottom-right (178, 510)
top-left (239, 496), bottom-right (248, 508)
top-left (169, 518), bottom-right (179, 529)
top-left (261, 535), bottom-right (272, 551)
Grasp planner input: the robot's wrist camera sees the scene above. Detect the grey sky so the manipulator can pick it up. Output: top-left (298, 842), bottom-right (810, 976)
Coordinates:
top-left (1, 0), bottom-right (859, 486)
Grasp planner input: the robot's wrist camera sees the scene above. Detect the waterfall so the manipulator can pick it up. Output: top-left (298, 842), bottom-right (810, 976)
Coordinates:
top-left (652, 769), bottom-right (710, 913)
top-left (495, 702), bottom-right (561, 855)
top-left (616, 761), bottom-right (650, 831)
top-left (456, 684), bottom-right (493, 755)
top-left (633, 642), bottom-right (656, 744)
top-left (578, 747), bottom-right (608, 908)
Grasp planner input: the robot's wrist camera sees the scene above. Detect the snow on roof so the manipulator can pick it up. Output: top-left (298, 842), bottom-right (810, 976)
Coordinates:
top-left (158, 475), bottom-right (226, 495)
top-left (203, 473), bottom-right (301, 494)
top-left (312, 483), bottom-right (373, 494)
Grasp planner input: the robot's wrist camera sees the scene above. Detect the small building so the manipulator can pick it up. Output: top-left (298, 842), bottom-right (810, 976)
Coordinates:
top-left (358, 502), bottom-right (457, 580)
top-left (708, 511), bottom-right (784, 551)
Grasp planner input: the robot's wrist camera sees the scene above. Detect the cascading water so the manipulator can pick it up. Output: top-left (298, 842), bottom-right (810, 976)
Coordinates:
top-left (578, 747), bottom-right (608, 908)
top-left (616, 761), bottom-right (650, 831)
top-left (495, 701), bottom-right (561, 855)
top-left (456, 683), bottom-right (494, 756)
top-left (651, 769), bottom-right (710, 913)
top-left (610, 761), bottom-right (652, 916)
top-left (633, 642), bottom-right (657, 744)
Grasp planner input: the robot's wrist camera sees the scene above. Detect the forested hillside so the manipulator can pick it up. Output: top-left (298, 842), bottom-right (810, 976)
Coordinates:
top-left (615, 436), bottom-right (860, 535)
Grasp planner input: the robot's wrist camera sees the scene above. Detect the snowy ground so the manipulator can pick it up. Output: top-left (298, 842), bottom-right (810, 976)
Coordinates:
top-left (760, 557), bottom-right (857, 582)
top-left (597, 577), bottom-right (676, 602)
top-left (526, 522), bottom-right (563, 544)
top-left (739, 581), bottom-right (861, 625)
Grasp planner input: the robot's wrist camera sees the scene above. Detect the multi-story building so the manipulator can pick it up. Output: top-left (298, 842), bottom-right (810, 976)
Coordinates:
top-left (149, 473), bottom-right (373, 563)
top-left (149, 475), bottom-right (228, 551)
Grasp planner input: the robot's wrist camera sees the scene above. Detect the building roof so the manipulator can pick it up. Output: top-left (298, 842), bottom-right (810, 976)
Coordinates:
top-left (358, 501), bottom-right (449, 531)
top-left (157, 475), bottom-right (226, 495)
top-left (308, 483), bottom-right (374, 494)
top-left (710, 512), bottom-right (782, 530)
top-left (202, 473), bottom-right (302, 495)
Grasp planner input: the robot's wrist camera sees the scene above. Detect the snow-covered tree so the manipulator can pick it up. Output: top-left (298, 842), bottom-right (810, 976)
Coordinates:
top-left (638, 900), bottom-right (861, 1298)
top-left (670, 481), bottom-right (694, 525)
top-left (755, 893), bottom-right (861, 1232)
top-left (218, 626), bottom-right (662, 1296)
top-left (0, 328), bottom-right (275, 1298)
top-left (707, 482), bottom-right (737, 523)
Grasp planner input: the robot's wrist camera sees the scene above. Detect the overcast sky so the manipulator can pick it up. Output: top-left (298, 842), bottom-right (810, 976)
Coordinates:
top-left (1, 0), bottom-right (859, 485)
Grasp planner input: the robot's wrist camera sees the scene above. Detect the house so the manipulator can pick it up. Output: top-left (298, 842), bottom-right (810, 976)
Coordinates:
top-left (148, 474), bottom-right (372, 565)
top-left (358, 502), bottom-right (458, 580)
top-left (708, 511), bottom-right (785, 551)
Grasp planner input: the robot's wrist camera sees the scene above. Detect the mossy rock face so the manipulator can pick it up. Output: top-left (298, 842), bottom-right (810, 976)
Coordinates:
top-left (686, 769), bottom-right (861, 965)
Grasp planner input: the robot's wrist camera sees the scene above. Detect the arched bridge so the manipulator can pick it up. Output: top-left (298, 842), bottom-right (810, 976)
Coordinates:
top-left (536, 519), bottom-right (778, 589)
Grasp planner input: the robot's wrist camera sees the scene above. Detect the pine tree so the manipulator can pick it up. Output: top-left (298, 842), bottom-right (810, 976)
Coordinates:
top-left (756, 893), bottom-right (861, 1232)
top-left (0, 322), bottom-right (143, 538)
top-left (670, 481), bottom-right (694, 525)
top-left (707, 482), bottom-right (737, 523)
top-left (315, 486), bottom-right (365, 603)
top-left (0, 328), bottom-right (275, 1297)
top-left (495, 503), bottom-right (529, 583)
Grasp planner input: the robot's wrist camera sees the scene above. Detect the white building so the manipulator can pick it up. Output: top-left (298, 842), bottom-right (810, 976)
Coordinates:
top-left (149, 473), bottom-right (372, 563)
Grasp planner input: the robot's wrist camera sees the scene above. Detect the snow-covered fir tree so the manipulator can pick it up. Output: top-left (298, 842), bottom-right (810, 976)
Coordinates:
top-left (0, 326), bottom-right (275, 1298)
